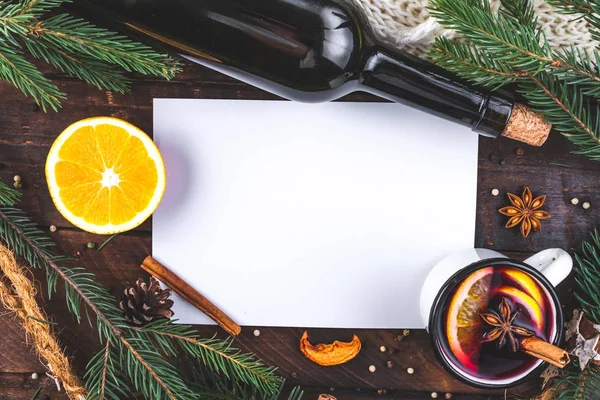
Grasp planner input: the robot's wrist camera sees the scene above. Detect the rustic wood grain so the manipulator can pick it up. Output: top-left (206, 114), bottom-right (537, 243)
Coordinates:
top-left (1, 59), bottom-right (597, 399)
top-left (0, 373), bottom-right (61, 400)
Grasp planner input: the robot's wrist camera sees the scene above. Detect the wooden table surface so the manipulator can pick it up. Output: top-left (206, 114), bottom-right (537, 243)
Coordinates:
top-left (1, 60), bottom-right (599, 400)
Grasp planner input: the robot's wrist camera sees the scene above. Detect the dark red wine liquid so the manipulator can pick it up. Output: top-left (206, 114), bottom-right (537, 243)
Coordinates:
top-left (442, 266), bottom-right (553, 381)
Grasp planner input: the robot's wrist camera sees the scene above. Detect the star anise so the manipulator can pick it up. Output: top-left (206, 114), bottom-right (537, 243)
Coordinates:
top-left (499, 187), bottom-right (550, 238)
top-left (480, 297), bottom-right (536, 352)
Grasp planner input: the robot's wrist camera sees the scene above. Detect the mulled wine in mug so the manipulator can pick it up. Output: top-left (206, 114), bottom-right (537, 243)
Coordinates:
top-left (420, 248), bottom-right (572, 389)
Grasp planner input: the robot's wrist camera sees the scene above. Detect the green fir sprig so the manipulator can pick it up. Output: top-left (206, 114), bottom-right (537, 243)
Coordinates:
top-left (574, 229), bottom-right (600, 325)
top-left (0, 180), bottom-right (20, 207)
top-left (428, 0), bottom-right (600, 161)
top-left (552, 363), bottom-right (600, 400)
top-left (536, 229), bottom-right (600, 399)
top-left (0, 181), bottom-right (297, 400)
top-left (0, 0), bottom-right (180, 111)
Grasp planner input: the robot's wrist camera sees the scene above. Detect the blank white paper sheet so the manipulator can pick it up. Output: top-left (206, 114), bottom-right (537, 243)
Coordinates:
top-left (153, 99), bottom-right (478, 329)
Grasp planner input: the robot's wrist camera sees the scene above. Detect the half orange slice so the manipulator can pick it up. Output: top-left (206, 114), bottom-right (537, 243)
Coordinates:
top-left (446, 267), bottom-right (494, 371)
top-left (46, 117), bottom-right (166, 234)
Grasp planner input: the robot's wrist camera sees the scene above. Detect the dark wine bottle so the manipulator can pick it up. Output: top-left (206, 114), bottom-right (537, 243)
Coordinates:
top-left (68, 0), bottom-right (550, 145)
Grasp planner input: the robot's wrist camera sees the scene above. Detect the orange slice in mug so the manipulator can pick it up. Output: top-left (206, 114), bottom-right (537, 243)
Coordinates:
top-left (499, 268), bottom-right (546, 310)
top-left (446, 267), bottom-right (494, 371)
top-left (494, 286), bottom-right (545, 332)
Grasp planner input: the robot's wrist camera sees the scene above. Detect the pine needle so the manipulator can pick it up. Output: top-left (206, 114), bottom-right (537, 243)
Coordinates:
top-left (26, 315), bottom-right (58, 325)
top-left (0, 180), bottom-right (20, 207)
top-left (30, 387), bottom-right (42, 400)
top-left (97, 233), bottom-right (119, 252)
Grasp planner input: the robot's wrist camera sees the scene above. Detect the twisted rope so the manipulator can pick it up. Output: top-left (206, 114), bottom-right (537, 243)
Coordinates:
top-left (0, 244), bottom-right (86, 400)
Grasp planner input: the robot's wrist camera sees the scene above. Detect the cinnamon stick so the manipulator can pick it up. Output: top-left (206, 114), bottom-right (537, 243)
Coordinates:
top-left (141, 256), bottom-right (241, 336)
top-left (520, 337), bottom-right (570, 368)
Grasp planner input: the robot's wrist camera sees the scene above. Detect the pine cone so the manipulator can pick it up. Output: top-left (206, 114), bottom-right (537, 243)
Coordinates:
top-left (120, 277), bottom-right (174, 326)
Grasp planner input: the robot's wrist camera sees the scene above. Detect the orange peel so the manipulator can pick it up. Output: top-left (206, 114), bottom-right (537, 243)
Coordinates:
top-left (299, 331), bottom-right (361, 366)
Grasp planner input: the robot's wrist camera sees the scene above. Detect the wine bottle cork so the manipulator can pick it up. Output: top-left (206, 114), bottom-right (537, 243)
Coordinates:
top-left (501, 103), bottom-right (552, 146)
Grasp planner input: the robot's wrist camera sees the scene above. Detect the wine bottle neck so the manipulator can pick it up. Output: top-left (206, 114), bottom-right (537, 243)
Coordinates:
top-left (359, 46), bottom-right (513, 138)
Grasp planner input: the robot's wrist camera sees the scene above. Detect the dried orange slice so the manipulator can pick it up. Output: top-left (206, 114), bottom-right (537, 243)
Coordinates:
top-left (45, 117), bottom-right (166, 234)
top-left (446, 267), bottom-right (493, 371)
top-left (495, 286), bottom-right (545, 332)
top-left (300, 331), bottom-right (361, 366)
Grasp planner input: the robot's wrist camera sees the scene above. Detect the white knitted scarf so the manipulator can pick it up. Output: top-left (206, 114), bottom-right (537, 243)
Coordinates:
top-left (355, 0), bottom-right (597, 57)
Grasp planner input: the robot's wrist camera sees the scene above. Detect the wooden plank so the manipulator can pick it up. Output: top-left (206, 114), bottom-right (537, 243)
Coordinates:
top-left (0, 312), bottom-right (47, 374)
top-left (475, 132), bottom-right (600, 252)
top-left (0, 372), bottom-right (513, 400)
top-left (0, 373), bottom-right (62, 400)
top-left (300, 388), bottom-right (510, 399)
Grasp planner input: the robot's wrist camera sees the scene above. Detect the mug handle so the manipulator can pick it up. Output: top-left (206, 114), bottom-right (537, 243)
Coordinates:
top-left (523, 248), bottom-right (573, 287)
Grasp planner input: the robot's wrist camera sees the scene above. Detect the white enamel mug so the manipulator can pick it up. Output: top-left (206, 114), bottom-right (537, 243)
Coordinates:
top-left (419, 248), bottom-right (573, 388)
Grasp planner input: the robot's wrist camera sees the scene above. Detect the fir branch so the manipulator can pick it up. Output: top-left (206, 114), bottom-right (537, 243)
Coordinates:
top-left (543, 230), bottom-right (600, 399)
top-left (0, 42), bottom-right (64, 111)
top-left (24, 39), bottom-right (131, 93)
top-left (0, 180), bottom-right (20, 207)
top-left (428, 0), bottom-right (600, 160)
top-left (183, 360), bottom-right (301, 400)
top-left (31, 14), bottom-right (179, 79)
top-left (431, 0), bottom-right (600, 84)
top-left (574, 229), bottom-right (600, 324)
top-left (553, 364), bottom-right (600, 399)
top-left (430, 37), bottom-right (520, 90)
top-left (0, 207), bottom-right (127, 347)
top-left (18, 0), bottom-right (67, 17)
top-left (0, 206), bottom-right (203, 399)
top-left (429, 0), bottom-right (551, 71)
top-left (503, 0), bottom-right (600, 91)
top-left (519, 72), bottom-right (600, 161)
top-left (118, 336), bottom-right (196, 400)
top-left (0, 204), bottom-right (229, 399)
top-left (131, 321), bottom-right (283, 397)
top-left (84, 339), bottom-right (127, 400)
top-left (0, 0), bottom-right (180, 111)
top-left (555, 46), bottom-right (600, 96)
top-left (500, 0), bottom-right (537, 27)
top-left (0, 206), bottom-right (180, 398)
